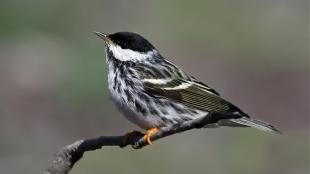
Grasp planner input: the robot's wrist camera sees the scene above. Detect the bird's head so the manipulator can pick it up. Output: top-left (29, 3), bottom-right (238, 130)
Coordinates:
top-left (94, 31), bottom-right (159, 62)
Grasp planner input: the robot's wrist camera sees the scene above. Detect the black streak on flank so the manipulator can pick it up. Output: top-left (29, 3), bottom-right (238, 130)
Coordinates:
top-left (173, 118), bottom-right (183, 124)
top-left (138, 93), bottom-right (151, 104)
top-left (116, 84), bottom-right (121, 93)
top-left (161, 117), bottom-right (174, 124)
top-left (125, 79), bottom-right (134, 86)
top-left (113, 73), bottom-right (118, 90)
top-left (124, 89), bottom-right (133, 103)
top-left (180, 116), bottom-right (191, 121)
top-left (160, 109), bottom-right (168, 115)
top-left (149, 107), bottom-right (160, 116)
top-left (154, 99), bottom-right (165, 107)
top-left (169, 103), bottom-right (187, 114)
top-left (135, 100), bottom-right (147, 115)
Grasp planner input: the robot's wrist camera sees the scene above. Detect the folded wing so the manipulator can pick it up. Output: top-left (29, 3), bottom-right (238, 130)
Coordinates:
top-left (143, 79), bottom-right (244, 114)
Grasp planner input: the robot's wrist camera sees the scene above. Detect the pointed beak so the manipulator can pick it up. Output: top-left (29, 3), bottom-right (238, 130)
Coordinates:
top-left (93, 31), bottom-right (112, 45)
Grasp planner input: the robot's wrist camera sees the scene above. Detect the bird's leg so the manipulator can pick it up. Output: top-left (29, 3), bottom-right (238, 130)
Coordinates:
top-left (143, 128), bottom-right (159, 145)
top-left (121, 130), bottom-right (144, 147)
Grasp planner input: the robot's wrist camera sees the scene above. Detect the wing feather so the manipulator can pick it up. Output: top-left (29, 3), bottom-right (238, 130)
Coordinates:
top-left (143, 79), bottom-right (233, 112)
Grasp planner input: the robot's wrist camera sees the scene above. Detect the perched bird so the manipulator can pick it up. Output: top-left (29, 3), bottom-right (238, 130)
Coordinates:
top-left (94, 31), bottom-right (281, 144)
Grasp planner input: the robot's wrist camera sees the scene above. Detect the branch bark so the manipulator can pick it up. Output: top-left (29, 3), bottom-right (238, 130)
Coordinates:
top-left (45, 113), bottom-right (238, 174)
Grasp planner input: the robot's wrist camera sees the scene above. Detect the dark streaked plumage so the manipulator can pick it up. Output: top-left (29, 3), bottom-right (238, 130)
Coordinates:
top-left (94, 31), bottom-right (281, 134)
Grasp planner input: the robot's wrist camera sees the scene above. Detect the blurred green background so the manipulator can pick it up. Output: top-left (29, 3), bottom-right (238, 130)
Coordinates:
top-left (0, 0), bottom-right (308, 174)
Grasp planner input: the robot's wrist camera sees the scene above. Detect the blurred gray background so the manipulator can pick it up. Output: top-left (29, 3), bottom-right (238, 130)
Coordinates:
top-left (0, 0), bottom-right (308, 174)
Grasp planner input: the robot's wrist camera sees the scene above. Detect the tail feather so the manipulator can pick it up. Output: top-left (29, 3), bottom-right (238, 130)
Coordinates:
top-left (228, 117), bottom-right (282, 134)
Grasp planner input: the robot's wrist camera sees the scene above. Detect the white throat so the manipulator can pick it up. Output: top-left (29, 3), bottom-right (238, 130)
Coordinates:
top-left (107, 44), bottom-right (158, 62)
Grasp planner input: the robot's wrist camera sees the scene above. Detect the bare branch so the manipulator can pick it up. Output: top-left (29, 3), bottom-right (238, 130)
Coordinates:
top-left (45, 113), bottom-right (239, 174)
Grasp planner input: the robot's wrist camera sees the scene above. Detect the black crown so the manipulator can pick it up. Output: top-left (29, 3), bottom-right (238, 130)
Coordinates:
top-left (108, 32), bottom-right (155, 53)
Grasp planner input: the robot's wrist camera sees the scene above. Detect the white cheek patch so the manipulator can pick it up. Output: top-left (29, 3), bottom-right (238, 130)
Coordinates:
top-left (108, 44), bottom-right (157, 61)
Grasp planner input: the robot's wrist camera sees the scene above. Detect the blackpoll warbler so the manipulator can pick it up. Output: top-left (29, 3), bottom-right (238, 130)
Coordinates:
top-left (94, 31), bottom-right (281, 144)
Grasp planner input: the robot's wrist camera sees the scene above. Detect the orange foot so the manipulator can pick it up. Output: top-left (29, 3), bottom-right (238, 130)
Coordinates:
top-left (122, 130), bottom-right (143, 147)
top-left (143, 128), bottom-right (159, 145)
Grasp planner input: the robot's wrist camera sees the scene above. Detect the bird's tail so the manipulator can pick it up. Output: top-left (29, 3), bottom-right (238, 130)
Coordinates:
top-left (220, 117), bottom-right (282, 134)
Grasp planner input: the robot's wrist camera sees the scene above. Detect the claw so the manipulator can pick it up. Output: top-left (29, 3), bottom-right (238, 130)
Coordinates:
top-left (143, 128), bottom-right (159, 145)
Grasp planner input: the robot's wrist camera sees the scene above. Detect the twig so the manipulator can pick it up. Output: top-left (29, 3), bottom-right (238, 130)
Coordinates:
top-left (45, 113), bottom-right (239, 174)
